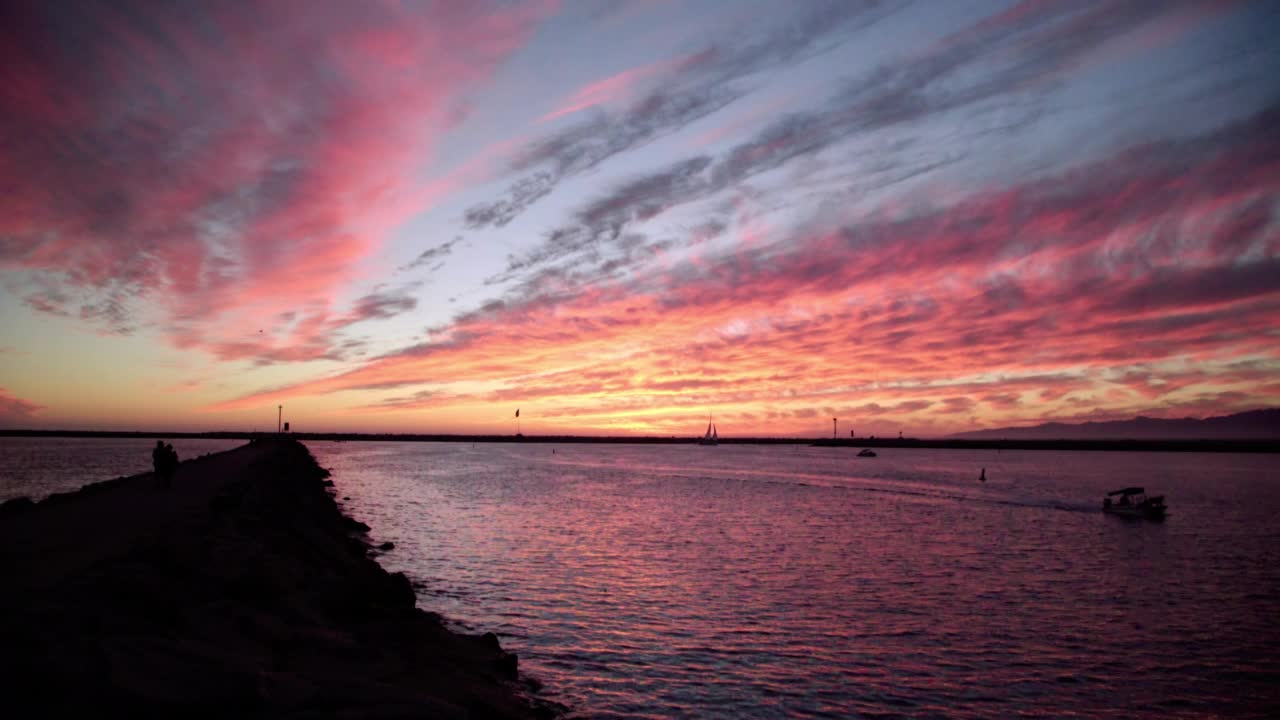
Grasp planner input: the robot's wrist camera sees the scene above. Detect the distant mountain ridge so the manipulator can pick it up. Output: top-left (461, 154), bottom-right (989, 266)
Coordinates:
top-left (951, 408), bottom-right (1280, 440)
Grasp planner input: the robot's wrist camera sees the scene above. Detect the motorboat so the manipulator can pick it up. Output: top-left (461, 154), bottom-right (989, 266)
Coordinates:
top-left (857, 448), bottom-right (876, 457)
top-left (1102, 487), bottom-right (1167, 520)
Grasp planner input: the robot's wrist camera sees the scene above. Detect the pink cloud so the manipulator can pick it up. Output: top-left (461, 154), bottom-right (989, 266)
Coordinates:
top-left (539, 52), bottom-right (711, 122)
top-left (0, 388), bottom-right (43, 426)
top-left (0, 0), bottom-right (546, 360)
top-left (207, 104), bottom-right (1280, 433)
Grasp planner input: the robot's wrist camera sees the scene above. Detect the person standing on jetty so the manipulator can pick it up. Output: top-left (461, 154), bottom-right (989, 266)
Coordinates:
top-left (152, 441), bottom-right (166, 487)
top-left (153, 442), bottom-right (179, 487)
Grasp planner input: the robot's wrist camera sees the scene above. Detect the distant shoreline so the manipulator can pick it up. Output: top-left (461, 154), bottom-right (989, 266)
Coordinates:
top-left (3, 429), bottom-right (1277, 453)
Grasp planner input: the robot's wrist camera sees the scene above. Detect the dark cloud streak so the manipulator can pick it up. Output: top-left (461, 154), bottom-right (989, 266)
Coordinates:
top-left (401, 237), bottom-right (464, 272)
top-left (463, 1), bottom-right (903, 233)
top-left (483, 0), bottom-right (1247, 290)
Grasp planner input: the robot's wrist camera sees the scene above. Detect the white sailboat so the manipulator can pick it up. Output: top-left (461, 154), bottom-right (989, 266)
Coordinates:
top-left (698, 415), bottom-right (719, 446)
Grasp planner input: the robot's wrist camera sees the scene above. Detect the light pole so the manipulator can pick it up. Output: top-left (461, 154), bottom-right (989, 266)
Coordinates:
top-left (278, 405), bottom-right (282, 434)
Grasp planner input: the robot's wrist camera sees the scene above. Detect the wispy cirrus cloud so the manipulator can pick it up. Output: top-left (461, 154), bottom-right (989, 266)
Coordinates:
top-left (483, 0), bottom-right (1255, 290)
top-left (463, 0), bottom-right (904, 232)
top-left (400, 237), bottom-right (466, 273)
top-left (539, 55), bottom-right (695, 123)
top-left (173, 285), bottom-right (421, 366)
top-left (6, 0), bottom-right (1276, 434)
top-left (0, 0), bottom-right (545, 362)
top-left (0, 388), bottom-right (43, 426)
top-left (353, 388), bottom-right (442, 412)
top-left (210, 103), bottom-right (1280, 433)
top-left (348, 287), bottom-right (419, 323)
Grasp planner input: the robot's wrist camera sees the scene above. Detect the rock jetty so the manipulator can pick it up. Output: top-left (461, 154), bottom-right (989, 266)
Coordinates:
top-left (0, 438), bottom-right (559, 718)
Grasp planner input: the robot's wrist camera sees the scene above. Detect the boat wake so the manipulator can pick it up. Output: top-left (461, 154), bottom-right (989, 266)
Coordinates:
top-left (541, 450), bottom-right (1098, 514)
top-left (694, 472), bottom-right (1100, 514)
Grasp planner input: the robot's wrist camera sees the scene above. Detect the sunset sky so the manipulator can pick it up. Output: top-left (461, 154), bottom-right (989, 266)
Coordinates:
top-left (1, 0), bottom-right (1278, 436)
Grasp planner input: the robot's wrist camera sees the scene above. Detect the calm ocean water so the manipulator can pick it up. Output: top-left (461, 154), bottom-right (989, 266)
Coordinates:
top-left (0, 437), bottom-right (245, 502)
top-left (308, 442), bottom-right (1280, 719)
top-left (4, 438), bottom-right (1279, 717)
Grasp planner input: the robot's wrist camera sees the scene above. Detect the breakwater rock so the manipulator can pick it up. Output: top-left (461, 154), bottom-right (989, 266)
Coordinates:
top-left (0, 438), bottom-right (559, 718)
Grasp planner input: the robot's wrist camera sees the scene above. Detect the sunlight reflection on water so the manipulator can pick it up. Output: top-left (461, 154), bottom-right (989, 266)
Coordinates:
top-left (308, 442), bottom-right (1280, 718)
top-left (5, 438), bottom-right (1277, 717)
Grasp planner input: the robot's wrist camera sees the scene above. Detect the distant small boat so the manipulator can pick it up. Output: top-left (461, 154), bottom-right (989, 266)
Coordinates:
top-left (857, 448), bottom-right (876, 457)
top-left (1103, 487), bottom-right (1167, 520)
top-left (698, 416), bottom-right (719, 446)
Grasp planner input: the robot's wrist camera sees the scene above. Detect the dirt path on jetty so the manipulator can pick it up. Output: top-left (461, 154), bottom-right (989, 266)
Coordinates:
top-left (0, 438), bottom-right (558, 719)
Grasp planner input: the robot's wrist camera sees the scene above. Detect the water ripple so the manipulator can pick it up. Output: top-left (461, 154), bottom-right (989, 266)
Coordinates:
top-left (298, 442), bottom-right (1280, 718)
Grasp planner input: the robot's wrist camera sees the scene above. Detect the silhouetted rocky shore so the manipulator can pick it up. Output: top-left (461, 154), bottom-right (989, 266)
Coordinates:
top-left (0, 438), bottom-right (559, 718)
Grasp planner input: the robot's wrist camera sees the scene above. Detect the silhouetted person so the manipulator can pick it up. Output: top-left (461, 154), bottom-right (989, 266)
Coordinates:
top-left (979, 467), bottom-right (986, 482)
top-left (162, 443), bottom-right (178, 487)
top-left (152, 441), bottom-right (166, 486)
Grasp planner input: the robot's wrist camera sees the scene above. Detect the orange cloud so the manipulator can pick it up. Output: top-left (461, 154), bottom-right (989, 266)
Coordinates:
top-left (208, 106), bottom-right (1280, 435)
